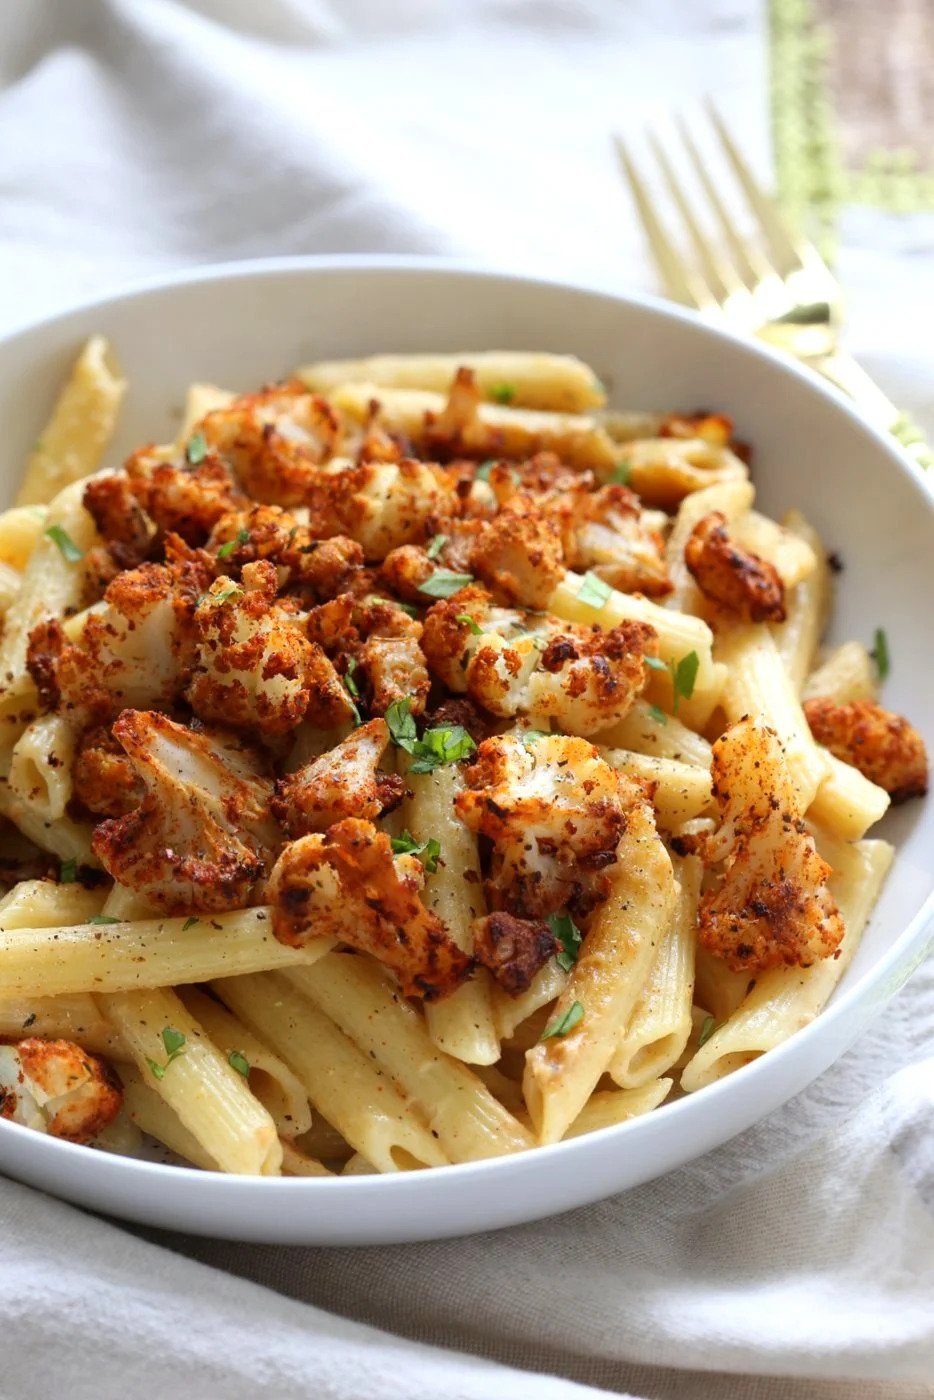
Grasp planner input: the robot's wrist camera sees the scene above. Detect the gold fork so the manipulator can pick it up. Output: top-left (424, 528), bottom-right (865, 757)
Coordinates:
top-left (615, 103), bottom-right (933, 471)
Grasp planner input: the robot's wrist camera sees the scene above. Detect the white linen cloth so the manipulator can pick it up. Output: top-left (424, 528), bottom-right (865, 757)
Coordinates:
top-left (1, 4), bottom-right (933, 1398)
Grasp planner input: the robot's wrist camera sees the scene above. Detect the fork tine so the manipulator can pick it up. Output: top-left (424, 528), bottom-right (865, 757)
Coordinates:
top-left (646, 131), bottom-right (746, 300)
top-left (613, 135), bottom-right (719, 314)
top-left (673, 116), bottom-right (776, 288)
top-left (704, 99), bottom-right (802, 273)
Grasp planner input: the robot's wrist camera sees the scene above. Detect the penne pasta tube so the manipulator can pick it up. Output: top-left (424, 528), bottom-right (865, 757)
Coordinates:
top-left (397, 761), bottom-right (498, 1065)
top-left (117, 1063), bottom-right (219, 1171)
top-left (693, 947), bottom-right (755, 1024)
top-left (177, 383), bottom-right (234, 441)
top-left (619, 437), bottom-right (749, 509)
top-left (716, 623), bottom-right (829, 808)
top-left (523, 802), bottom-right (678, 1143)
top-left (771, 509), bottom-right (831, 693)
top-left (179, 987), bottom-right (312, 1140)
top-left (17, 336), bottom-right (126, 507)
top-left (563, 1080), bottom-right (672, 1137)
top-left (0, 877), bottom-right (106, 929)
top-left (680, 835), bottom-right (894, 1092)
top-left (283, 957), bottom-right (534, 1161)
top-left (0, 993), bottom-right (122, 1059)
top-left (734, 510), bottom-right (817, 587)
top-left (0, 561), bottom-right (20, 616)
top-left (100, 986), bottom-right (281, 1176)
top-left (330, 382), bottom-right (620, 474)
top-left (0, 505), bottom-right (47, 571)
top-left (0, 908), bottom-right (332, 998)
top-left (214, 971), bottom-right (449, 1173)
top-left (0, 786), bottom-right (96, 863)
top-left (548, 570), bottom-right (721, 706)
top-left (293, 1116), bottom-right (353, 1166)
top-left (807, 753), bottom-right (890, 841)
top-left (298, 351), bottom-right (605, 413)
top-left (492, 958), bottom-right (567, 1042)
top-left (802, 641), bottom-right (878, 705)
top-left (279, 1139), bottom-right (333, 1178)
top-left (609, 854), bottom-right (701, 1088)
top-left (593, 700), bottom-right (713, 767)
top-left (600, 750), bottom-right (712, 828)
top-left (9, 714), bottom-right (78, 824)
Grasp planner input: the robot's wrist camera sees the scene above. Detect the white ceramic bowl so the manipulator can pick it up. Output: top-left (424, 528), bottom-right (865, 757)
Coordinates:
top-left (1, 257), bottom-right (932, 1245)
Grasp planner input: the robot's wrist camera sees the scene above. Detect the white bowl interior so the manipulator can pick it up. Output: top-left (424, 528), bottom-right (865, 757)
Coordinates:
top-left (0, 258), bottom-right (931, 1243)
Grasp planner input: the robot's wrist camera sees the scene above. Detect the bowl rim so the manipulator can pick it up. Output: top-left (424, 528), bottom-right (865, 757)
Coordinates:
top-left (1, 251), bottom-right (932, 1201)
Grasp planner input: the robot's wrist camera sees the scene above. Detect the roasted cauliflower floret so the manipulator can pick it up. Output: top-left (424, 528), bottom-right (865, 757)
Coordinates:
top-left (698, 717), bottom-right (844, 973)
top-left (684, 511), bottom-right (786, 622)
top-left (468, 500), bottom-right (564, 609)
top-left (199, 381), bottom-right (342, 506)
top-left (455, 733), bottom-right (640, 919)
top-left (92, 710), bottom-right (279, 913)
top-left (421, 589), bottom-right (655, 735)
top-left (186, 560), bottom-right (353, 734)
top-left (310, 460), bottom-right (457, 562)
top-left (28, 558), bottom-right (204, 722)
top-left (566, 484), bottom-right (672, 598)
top-left (207, 505), bottom-right (365, 599)
top-left (0, 1039), bottom-right (122, 1144)
top-left (804, 698), bottom-right (928, 803)
top-left (72, 724), bottom-right (145, 817)
top-left (125, 445), bottom-right (248, 544)
top-left (472, 911), bottom-right (558, 996)
top-left (272, 719), bottom-right (404, 837)
top-left (269, 817), bottom-right (472, 999)
top-left (378, 544), bottom-right (435, 601)
top-left (83, 472), bottom-right (155, 568)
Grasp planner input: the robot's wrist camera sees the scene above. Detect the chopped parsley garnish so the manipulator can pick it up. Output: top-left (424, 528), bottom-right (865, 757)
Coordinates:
top-left (343, 657), bottom-right (361, 698)
top-left (522, 729), bottom-right (550, 747)
top-left (59, 858), bottom-right (78, 884)
top-left (390, 830), bottom-right (442, 873)
top-left (228, 1050), bottom-right (250, 1078)
top-left (87, 915), bottom-right (120, 926)
top-left (426, 533), bottom-right (448, 560)
top-left (698, 1015), bottom-right (717, 1047)
top-left (489, 383), bottom-right (516, 404)
top-left (475, 460), bottom-right (496, 482)
top-left (648, 703), bottom-right (668, 726)
top-left (44, 524), bottom-right (84, 563)
top-left (182, 916), bottom-right (200, 931)
top-left (670, 650), bottom-right (700, 714)
top-left (871, 626), bottom-right (890, 681)
top-left (200, 584), bottom-right (242, 608)
top-left (385, 697), bottom-right (476, 774)
top-left (418, 568), bottom-right (475, 599)
top-left (455, 613), bottom-right (483, 635)
top-left (540, 1000), bottom-right (585, 1040)
top-left (549, 912), bottom-right (583, 972)
top-left (644, 655), bottom-right (668, 673)
top-left (186, 432), bottom-right (208, 465)
top-left (610, 460), bottom-right (632, 484)
top-left (365, 593), bottom-right (419, 618)
top-left (146, 1027), bottom-right (187, 1081)
top-left (216, 528), bottom-right (250, 560)
top-left (576, 571), bottom-right (612, 609)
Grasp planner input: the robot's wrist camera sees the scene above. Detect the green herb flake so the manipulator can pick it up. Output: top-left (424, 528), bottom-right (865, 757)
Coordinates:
top-left (228, 1050), bottom-right (251, 1078)
top-left (426, 533), bottom-right (448, 560)
top-left (644, 655), bottom-right (668, 673)
top-left (409, 724), bottom-right (476, 775)
top-left (217, 527), bottom-right (250, 560)
top-left (343, 657), bottom-right (361, 699)
top-left (521, 729), bottom-right (550, 747)
top-left (59, 858), bottom-right (78, 884)
top-left (186, 432), bottom-right (208, 465)
top-left (648, 703), bottom-right (668, 726)
top-left (455, 613), bottom-right (483, 635)
top-left (201, 584), bottom-right (242, 608)
top-left (147, 1027), bottom-right (187, 1080)
top-left (418, 568), bottom-right (475, 599)
top-left (474, 460), bottom-right (497, 482)
top-left (610, 460), bottom-right (631, 484)
top-left (872, 626), bottom-right (890, 681)
top-left (549, 912), bottom-right (583, 972)
top-left (576, 571), bottom-right (612, 610)
top-left (385, 697), bottom-right (418, 753)
top-left (670, 651), bottom-right (700, 714)
top-left (540, 1000), bottom-right (585, 1040)
top-left (182, 916), bottom-right (200, 931)
top-left (87, 915), bottom-right (120, 926)
top-left (44, 524), bottom-right (84, 563)
top-left (390, 830), bottom-right (442, 873)
top-left (489, 383), bottom-right (516, 405)
top-left (698, 1015), bottom-right (717, 1047)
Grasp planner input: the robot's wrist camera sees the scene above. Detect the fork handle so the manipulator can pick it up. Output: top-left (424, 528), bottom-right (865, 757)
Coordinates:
top-left (811, 351), bottom-right (933, 471)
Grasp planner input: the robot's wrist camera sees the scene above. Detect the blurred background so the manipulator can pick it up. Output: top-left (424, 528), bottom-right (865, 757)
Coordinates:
top-left (0, 0), bottom-right (932, 429)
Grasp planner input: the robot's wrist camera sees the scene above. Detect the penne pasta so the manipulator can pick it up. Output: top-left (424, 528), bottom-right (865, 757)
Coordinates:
top-left (563, 1080), bottom-right (673, 1137)
top-left (600, 750), bottom-right (712, 828)
top-left (802, 641), bottom-right (878, 705)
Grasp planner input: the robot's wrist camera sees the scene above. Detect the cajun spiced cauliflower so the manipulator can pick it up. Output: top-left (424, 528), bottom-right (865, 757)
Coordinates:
top-left (3, 350), bottom-right (923, 1176)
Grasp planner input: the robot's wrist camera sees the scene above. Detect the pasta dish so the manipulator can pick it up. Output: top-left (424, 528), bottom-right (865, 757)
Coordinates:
top-left (0, 342), bottom-right (926, 1177)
